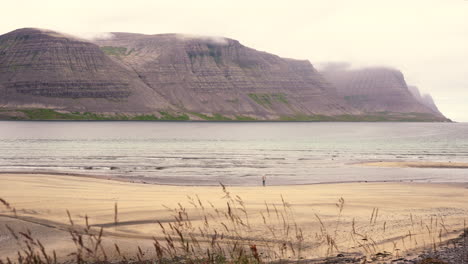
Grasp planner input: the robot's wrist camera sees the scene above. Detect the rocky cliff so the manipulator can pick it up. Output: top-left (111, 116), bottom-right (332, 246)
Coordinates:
top-left (93, 33), bottom-right (357, 119)
top-left (0, 28), bottom-right (449, 121)
top-left (0, 28), bottom-right (170, 114)
top-left (320, 64), bottom-right (448, 121)
top-left (408, 85), bottom-right (442, 115)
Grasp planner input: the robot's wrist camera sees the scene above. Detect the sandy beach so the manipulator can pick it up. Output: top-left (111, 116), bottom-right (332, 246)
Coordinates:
top-left (0, 173), bottom-right (467, 262)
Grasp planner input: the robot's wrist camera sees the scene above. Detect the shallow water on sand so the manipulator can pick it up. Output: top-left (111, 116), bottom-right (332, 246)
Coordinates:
top-left (0, 121), bottom-right (467, 185)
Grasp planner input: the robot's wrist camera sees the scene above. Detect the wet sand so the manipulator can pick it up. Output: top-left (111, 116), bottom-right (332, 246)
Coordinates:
top-left (0, 173), bottom-right (467, 261)
top-left (360, 161), bottom-right (468, 169)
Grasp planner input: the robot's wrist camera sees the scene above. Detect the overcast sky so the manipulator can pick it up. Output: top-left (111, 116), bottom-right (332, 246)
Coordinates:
top-left (2, 0), bottom-right (467, 121)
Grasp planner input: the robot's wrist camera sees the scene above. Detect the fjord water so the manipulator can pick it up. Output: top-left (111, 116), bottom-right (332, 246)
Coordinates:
top-left (0, 121), bottom-right (467, 185)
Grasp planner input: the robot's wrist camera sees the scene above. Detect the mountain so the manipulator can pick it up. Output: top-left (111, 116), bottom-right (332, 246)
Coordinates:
top-left (0, 28), bottom-right (171, 116)
top-left (92, 32), bottom-right (358, 119)
top-left (0, 28), bottom-right (448, 121)
top-left (320, 64), bottom-right (448, 121)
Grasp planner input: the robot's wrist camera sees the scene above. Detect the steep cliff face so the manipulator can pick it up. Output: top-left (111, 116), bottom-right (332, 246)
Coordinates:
top-left (320, 65), bottom-right (448, 121)
top-left (93, 33), bottom-right (357, 118)
top-left (408, 86), bottom-right (442, 114)
top-left (0, 28), bottom-right (170, 113)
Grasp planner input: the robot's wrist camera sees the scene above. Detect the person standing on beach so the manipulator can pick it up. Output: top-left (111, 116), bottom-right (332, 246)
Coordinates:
top-left (262, 175), bottom-right (266, 187)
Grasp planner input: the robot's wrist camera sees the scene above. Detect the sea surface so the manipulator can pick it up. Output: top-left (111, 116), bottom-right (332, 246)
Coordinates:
top-left (0, 121), bottom-right (467, 185)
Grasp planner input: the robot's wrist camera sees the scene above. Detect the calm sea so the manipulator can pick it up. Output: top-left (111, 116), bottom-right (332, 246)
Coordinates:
top-left (0, 122), bottom-right (467, 185)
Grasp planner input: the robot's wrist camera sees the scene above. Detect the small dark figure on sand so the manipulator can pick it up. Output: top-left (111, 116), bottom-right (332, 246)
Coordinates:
top-left (262, 175), bottom-right (266, 187)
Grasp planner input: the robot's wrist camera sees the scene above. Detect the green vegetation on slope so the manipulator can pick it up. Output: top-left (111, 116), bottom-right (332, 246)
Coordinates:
top-left (189, 112), bottom-right (233, 121)
top-left (248, 93), bottom-right (289, 108)
top-left (20, 109), bottom-right (111, 120)
top-left (158, 111), bottom-right (190, 121)
top-left (10, 109), bottom-right (188, 121)
top-left (100, 46), bottom-right (134, 56)
top-left (189, 112), bottom-right (258, 121)
top-left (234, 115), bottom-right (258, 121)
top-left (0, 108), bottom-right (448, 122)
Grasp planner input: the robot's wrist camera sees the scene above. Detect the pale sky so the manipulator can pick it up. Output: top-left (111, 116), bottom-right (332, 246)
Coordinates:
top-left (2, 0), bottom-right (467, 121)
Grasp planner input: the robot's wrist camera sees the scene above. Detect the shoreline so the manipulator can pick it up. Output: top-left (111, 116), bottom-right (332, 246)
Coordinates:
top-left (0, 120), bottom-right (455, 123)
top-left (1, 171), bottom-right (466, 187)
